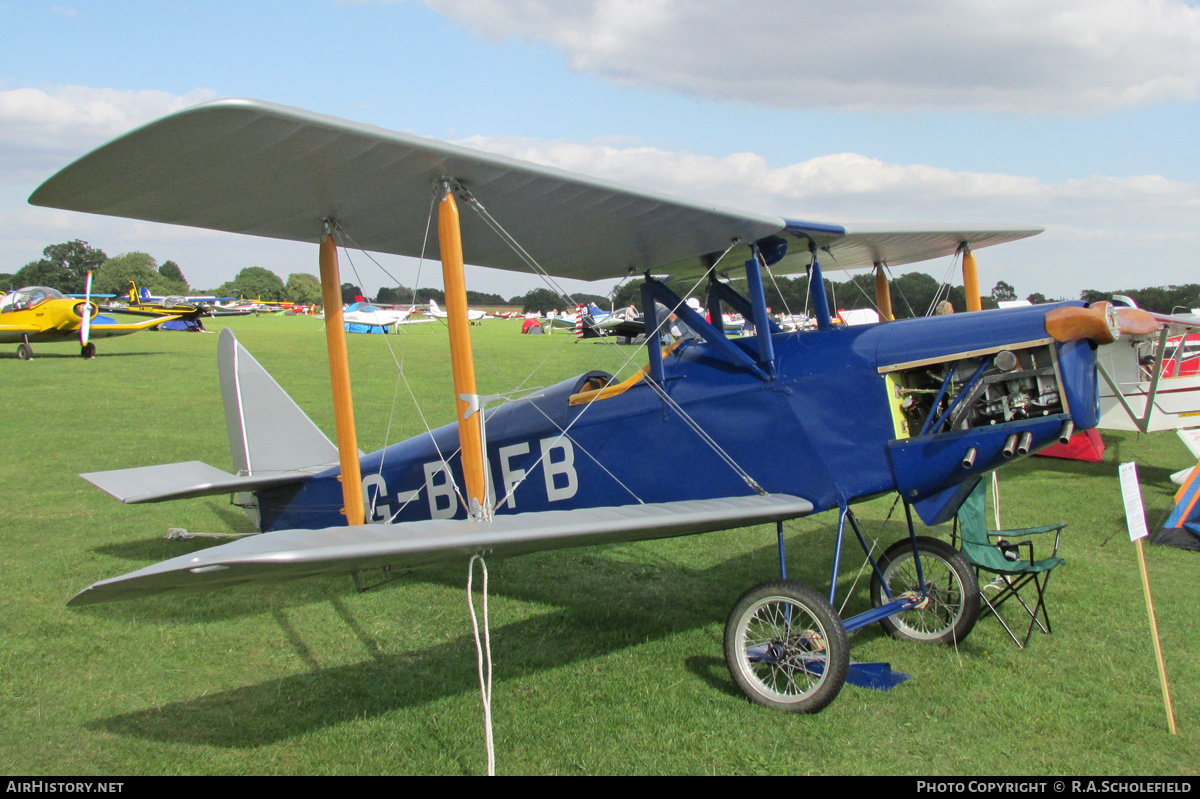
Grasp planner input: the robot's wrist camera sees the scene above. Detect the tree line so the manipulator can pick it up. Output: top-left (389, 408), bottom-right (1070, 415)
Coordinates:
top-left (5, 240), bottom-right (1197, 316)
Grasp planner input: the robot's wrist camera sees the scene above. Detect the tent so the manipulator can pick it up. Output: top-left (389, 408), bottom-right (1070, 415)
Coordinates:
top-left (1034, 429), bottom-right (1106, 463)
top-left (345, 322), bottom-right (388, 334)
top-left (1155, 462), bottom-right (1200, 551)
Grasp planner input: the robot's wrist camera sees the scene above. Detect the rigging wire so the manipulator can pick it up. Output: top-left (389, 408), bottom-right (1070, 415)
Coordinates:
top-left (925, 250), bottom-right (961, 317)
top-left (837, 495), bottom-right (899, 616)
top-left (449, 192), bottom-right (767, 506)
top-left (886, 263), bottom-right (920, 320)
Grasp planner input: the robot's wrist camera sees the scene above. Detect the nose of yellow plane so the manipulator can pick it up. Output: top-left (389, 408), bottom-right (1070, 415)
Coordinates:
top-left (70, 301), bottom-right (97, 321)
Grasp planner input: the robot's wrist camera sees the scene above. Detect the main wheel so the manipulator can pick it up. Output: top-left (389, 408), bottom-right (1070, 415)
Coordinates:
top-left (870, 537), bottom-right (979, 645)
top-left (80, 342), bottom-right (96, 359)
top-left (16, 343), bottom-right (32, 361)
top-left (724, 579), bottom-right (849, 713)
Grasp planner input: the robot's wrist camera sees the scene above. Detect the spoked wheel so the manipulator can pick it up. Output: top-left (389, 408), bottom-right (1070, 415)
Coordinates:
top-left (870, 536), bottom-right (979, 645)
top-left (724, 579), bottom-right (849, 713)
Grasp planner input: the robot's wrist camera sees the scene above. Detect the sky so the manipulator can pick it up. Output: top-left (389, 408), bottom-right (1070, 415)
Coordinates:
top-left (3, 0), bottom-right (1200, 303)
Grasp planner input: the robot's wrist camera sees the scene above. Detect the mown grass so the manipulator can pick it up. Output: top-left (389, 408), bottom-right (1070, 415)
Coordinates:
top-left (1, 315), bottom-right (1196, 775)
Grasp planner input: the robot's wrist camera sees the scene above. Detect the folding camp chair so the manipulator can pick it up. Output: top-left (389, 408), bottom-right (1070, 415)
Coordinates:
top-left (952, 479), bottom-right (1066, 647)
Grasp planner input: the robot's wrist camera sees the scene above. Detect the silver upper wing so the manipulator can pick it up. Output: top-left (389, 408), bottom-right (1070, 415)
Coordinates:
top-left (29, 99), bottom-right (785, 282)
top-left (30, 98), bottom-right (1040, 282)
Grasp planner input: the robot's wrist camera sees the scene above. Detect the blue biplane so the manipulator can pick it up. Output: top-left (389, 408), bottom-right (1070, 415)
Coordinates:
top-left (30, 100), bottom-right (1153, 712)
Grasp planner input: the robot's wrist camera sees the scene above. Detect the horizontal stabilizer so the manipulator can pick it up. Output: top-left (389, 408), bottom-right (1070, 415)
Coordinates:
top-left (80, 460), bottom-right (323, 504)
top-left (69, 494), bottom-right (813, 605)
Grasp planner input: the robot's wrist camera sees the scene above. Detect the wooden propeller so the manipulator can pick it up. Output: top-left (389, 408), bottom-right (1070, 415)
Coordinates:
top-left (1045, 302), bottom-right (1161, 344)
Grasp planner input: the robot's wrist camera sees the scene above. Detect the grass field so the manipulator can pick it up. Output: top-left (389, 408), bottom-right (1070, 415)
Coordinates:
top-left (1, 315), bottom-right (1197, 775)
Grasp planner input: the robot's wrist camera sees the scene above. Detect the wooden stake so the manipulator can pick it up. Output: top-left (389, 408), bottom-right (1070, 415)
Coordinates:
top-left (1119, 462), bottom-right (1177, 735)
top-left (1135, 537), bottom-right (1178, 735)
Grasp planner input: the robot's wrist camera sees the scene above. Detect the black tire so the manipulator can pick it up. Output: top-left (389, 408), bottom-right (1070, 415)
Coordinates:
top-left (16, 343), bottom-right (32, 361)
top-left (724, 579), bottom-right (849, 713)
top-left (81, 342), bottom-right (96, 359)
top-left (870, 537), bottom-right (979, 645)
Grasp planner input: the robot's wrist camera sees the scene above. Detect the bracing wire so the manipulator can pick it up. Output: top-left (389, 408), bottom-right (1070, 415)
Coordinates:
top-left (838, 495), bottom-right (900, 616)
top-left (449, 193), bottom-right (768, 504)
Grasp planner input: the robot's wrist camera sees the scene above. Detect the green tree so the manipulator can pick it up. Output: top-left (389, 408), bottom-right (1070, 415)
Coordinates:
top-left (465, 290), bottom-right (505, 305)
top-left (572, 293), bottom-right (611, 308)
top-left (93, 252), bottom-right (159, 297)
top-left (517, 287), bottom-right (569, 313)
top-left (94, 251), bottom-right (190, 297)
top-left (611, 279), bottom-right (645, 310)
top-left (213, 267), bottom-right (286, 301)
top-left (285, 272), bottom-right (323, 305)
top-left (990, 280), bottom-right (1017, 302)
top-left (14, 240), bottom-right (107, 293)
top-left (158, 260), bottom-right (188, 288)
top-left (413, 287), bottom-right (445, 304)
top-left (374, 285), bottom-right (413, 305)
top-left (341, 283), bottom-right (363, 304)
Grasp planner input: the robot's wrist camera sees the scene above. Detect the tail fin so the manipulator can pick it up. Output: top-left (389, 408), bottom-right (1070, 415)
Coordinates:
top-left (219, 328), bottom-right (339, 476)
top-left (79, 330), bottom-right (338, 525)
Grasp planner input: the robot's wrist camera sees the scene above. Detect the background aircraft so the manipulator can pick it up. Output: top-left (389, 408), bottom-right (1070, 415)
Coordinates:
top-left (0, 280), bottom-right (178, 359)
top-left (428, 298), bottom-right (486, 322)
top-left (110, 282), bottom-right (211, 322)
top-left (31, 99), bottom-right (1150, 712)
top-left (1095, 306), bottom-right (1200, 433)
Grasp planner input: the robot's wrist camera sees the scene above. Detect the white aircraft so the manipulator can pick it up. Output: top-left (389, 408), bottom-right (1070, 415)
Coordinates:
top-left (428, 298), bottom-right (486, 323)
top-left (342, 302), bottom-right (412, 327)
top-left (1095, 305), bottom-right (1200, 433)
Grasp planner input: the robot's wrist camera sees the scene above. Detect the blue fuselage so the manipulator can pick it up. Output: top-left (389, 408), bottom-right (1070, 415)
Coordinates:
top-left (257, 302), bottom-right (1097, 532)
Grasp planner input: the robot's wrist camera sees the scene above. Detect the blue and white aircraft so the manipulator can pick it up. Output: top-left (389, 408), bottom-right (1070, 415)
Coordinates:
top-left (30, 99), bottom-right (1156, 712)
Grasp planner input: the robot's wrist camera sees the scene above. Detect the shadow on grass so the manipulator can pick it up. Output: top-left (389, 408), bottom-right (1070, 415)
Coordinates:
top-left (0, 350), bottom-right (177, 360)
top-left (86, 512), bottom-right (966, 747)
top-left (87, 532), bottom-right (873, 746)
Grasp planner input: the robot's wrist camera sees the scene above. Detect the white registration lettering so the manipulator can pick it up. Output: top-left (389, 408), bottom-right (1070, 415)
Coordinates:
top-left (424, 461), bottom-right (459, 518)
top-left (361, 473), bottom-right (390, 523)
top-left (540, 436), bottom-right (578, 502)
top-left (497, 442), bottom-right (531, 509)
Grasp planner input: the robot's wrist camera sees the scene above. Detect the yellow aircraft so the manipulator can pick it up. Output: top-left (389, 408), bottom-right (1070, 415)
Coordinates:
top-left (0, 277), bottom-right (179, 360)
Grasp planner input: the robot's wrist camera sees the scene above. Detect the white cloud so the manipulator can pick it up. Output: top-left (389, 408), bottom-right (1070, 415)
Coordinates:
top-left (454, 134), bottom-right (1200, 295)
top-left (424, 0), bottom-right (1200, 114)
top-left (5, 84), bottom-right (1195, 297)
top-left (0, 85), bottom-right (217, 181)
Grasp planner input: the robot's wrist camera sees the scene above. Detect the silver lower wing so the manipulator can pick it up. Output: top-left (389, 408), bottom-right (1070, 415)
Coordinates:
top-left (69, 494), bottom-right (812, 605)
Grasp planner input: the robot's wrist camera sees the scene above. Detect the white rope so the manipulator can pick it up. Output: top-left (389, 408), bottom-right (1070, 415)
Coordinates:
top-left (467, 554), bottom-right (495, 776)
top-left (165, 528), bottom-right (254, 540)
